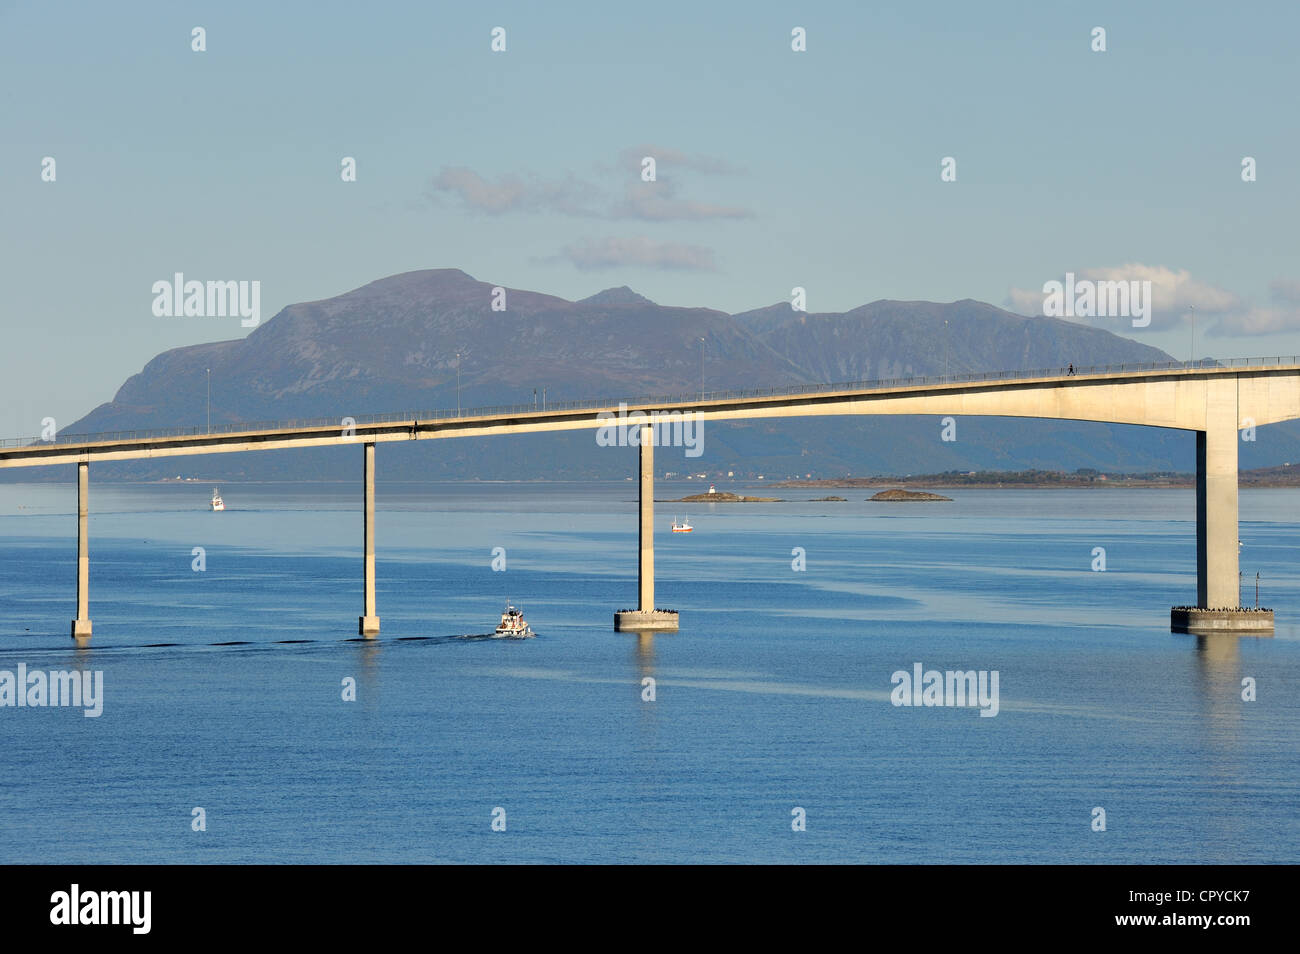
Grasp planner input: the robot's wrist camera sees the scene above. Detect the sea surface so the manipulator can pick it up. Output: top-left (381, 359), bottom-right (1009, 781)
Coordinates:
top-left (0, 480), bottom-right (1297, 863)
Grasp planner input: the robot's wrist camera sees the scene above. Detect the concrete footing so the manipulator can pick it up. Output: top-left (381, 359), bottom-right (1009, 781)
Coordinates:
top-left (71, 619), bottom-right (92, 642)
top-left (1171, 607), bottom-right (1274, 636)
top-left (358, 615), bottom-right (380, 637)
top-left (615, 609), bottom-right (679, 632)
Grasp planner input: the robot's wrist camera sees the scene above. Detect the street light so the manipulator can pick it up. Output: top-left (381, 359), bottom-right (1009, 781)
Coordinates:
top-left (699, 337), bottom-right (706, 399)
top-left (456, 351), bottom-right (462, 416)
top-left (206, 368), bottom-right (210, 432)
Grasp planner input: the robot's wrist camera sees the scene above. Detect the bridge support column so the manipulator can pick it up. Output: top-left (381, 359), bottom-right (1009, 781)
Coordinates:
top-left (615, 425), bottom-right (678, 632)
top-left (359, 441), bottom-right (380, 637)
top-left (71, 461), bottom-right (92, 643)
top-left (1174, 380), bottom-right (1271, 634)
top-left (638, 424), bottom-right (654, 611)
top-left (1196, 421), bottom-right (1239, 608)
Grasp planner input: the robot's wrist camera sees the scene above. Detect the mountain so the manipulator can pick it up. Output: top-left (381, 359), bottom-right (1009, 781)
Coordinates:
top-left (87, 269), bottom-right (804, 434)
top-left (579, 286), bottom-right (657, 307)
top-left (743, 299), bottom-right (1170, 381)
top-left (18, 269), bottom-right (1300, 482)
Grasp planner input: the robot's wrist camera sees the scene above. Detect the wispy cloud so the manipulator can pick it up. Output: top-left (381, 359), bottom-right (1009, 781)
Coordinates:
top-left (614, 180), bottom-right (751, 221)
top-left (426, 146), bottom-right (752, 222)
top-left (1213, 280), bottom-right (1300, 335)
top-left (616, 144), bottom-right (744, 176)
top-left (426, 167), bottom-right (598, 216)
top-left (1006, 263), bottom-right (1300, 336)
top-left (1269, 279), bottom-right (1300, 304)
top-left (555, 236), bottom-right (716, 271)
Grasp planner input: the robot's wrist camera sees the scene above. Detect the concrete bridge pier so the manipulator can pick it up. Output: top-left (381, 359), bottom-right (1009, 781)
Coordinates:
top-left (71, 461), bottom-right (92, 643)
top-left (615, 425), bottom-right (678, 632)
top-left (1175, 386), bottom-right (1272, 635)
top-left (1196, 421), bottom-right (1239, 608)
top-left (359, 441), bottom-right (380, 637)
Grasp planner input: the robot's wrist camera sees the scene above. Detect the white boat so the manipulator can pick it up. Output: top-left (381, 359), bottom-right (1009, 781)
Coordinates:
top-left (494, 602), bottom-right (534, 638)
top-left (210, 488), bottom-right (225, 512)
top-left (671, 515), bottom-right (693, 533)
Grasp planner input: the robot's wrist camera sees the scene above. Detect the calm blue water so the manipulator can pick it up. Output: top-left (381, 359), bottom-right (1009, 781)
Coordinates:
top-left (1, 480), bottom-right (1297, 863)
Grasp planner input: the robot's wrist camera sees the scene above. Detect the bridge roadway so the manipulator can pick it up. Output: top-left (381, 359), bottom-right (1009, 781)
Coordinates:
top-left (3, 358), bottom-right (1297, 640)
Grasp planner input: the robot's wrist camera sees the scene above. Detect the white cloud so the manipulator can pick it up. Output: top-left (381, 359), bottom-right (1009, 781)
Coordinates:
top-left (1007, 264), bottom-right (1300, 336)
top-left (1212, 305), bottom-right (1300, 336)
top-left (426, 146), bottom-right (752, 222)
top-left (426, 167), bottom-right (597, 215)
top-left (617, 145), bottom-right (743, 176)
top-left (1270, 279), bottom-right (1300, 304)
top-left (614, 180), bottom-right (751, 221)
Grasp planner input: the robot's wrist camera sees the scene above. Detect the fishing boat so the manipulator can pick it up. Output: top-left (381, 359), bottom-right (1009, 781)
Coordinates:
top-left (671, 515), bottom-right (693, 533)
top-left (494, 602), bottom-right (534, 638)
top-left (210, 488), bottom-right (225, 512)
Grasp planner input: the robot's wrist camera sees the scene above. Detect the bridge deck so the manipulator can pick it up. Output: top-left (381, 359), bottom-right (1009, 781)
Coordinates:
top-left (2, 357), bottom-right (1298, 469)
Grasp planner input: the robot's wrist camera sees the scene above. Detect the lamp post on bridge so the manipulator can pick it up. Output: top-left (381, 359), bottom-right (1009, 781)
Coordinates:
top-left (206, 368), bottom-right (210, 433)
top-left (699, 337), bottom-right (705, 399)
top-left (456, 352), bottom-right (462, 416)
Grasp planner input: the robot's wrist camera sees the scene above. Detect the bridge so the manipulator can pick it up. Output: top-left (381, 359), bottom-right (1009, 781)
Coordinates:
top-left (3, 357), bottom-right (1297, 641)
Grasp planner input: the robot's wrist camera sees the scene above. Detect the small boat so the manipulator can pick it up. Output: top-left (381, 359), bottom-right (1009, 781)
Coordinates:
top-left (210, 488), bottom-right (225, 512)
top-left (671, 515), bottom-right (693, 533)
top-left (494, 602), bottom-right (534, 638)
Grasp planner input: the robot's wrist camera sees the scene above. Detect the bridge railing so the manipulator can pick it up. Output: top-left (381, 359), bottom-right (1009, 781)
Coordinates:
top-left (4, 355), bottom-right (1297, 449)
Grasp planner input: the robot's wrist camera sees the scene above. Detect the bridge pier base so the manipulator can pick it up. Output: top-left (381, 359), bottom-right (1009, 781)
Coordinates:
top-left (359, 442), bottom-right (380, 638)
top-left (615, 425), bottom-right (678, 632)
top-left (71, 461), bottom-right (92, 644)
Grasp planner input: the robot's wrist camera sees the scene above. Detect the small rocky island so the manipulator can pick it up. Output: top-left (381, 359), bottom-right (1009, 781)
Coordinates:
top-left (666, 491), bottom-right (783, 503)
top-left (868, 488), bottom-right (952, 502)
top-left (808, 496), bottom-right (846, 502)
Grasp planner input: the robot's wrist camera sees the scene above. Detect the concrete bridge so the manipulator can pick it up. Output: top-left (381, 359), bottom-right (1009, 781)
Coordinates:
top-left (3, 358), bottom-right (1297, 641)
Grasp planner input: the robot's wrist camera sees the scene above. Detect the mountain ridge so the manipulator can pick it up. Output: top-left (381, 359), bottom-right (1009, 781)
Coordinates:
top-left (14, 268), bottom-right (1298, 482)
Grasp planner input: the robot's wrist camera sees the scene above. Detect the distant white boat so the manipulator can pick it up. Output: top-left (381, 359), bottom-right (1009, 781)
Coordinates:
top-left (672, 515), bottom-right (693, 533)
top-left (210, 488), bottom-right (225, 512)
top-left (494, 602), bottom-right (534, 638)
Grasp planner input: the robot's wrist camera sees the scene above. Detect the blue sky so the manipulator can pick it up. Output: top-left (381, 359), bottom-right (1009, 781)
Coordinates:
top-left (3, 0), bottom-right (1299, 433)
